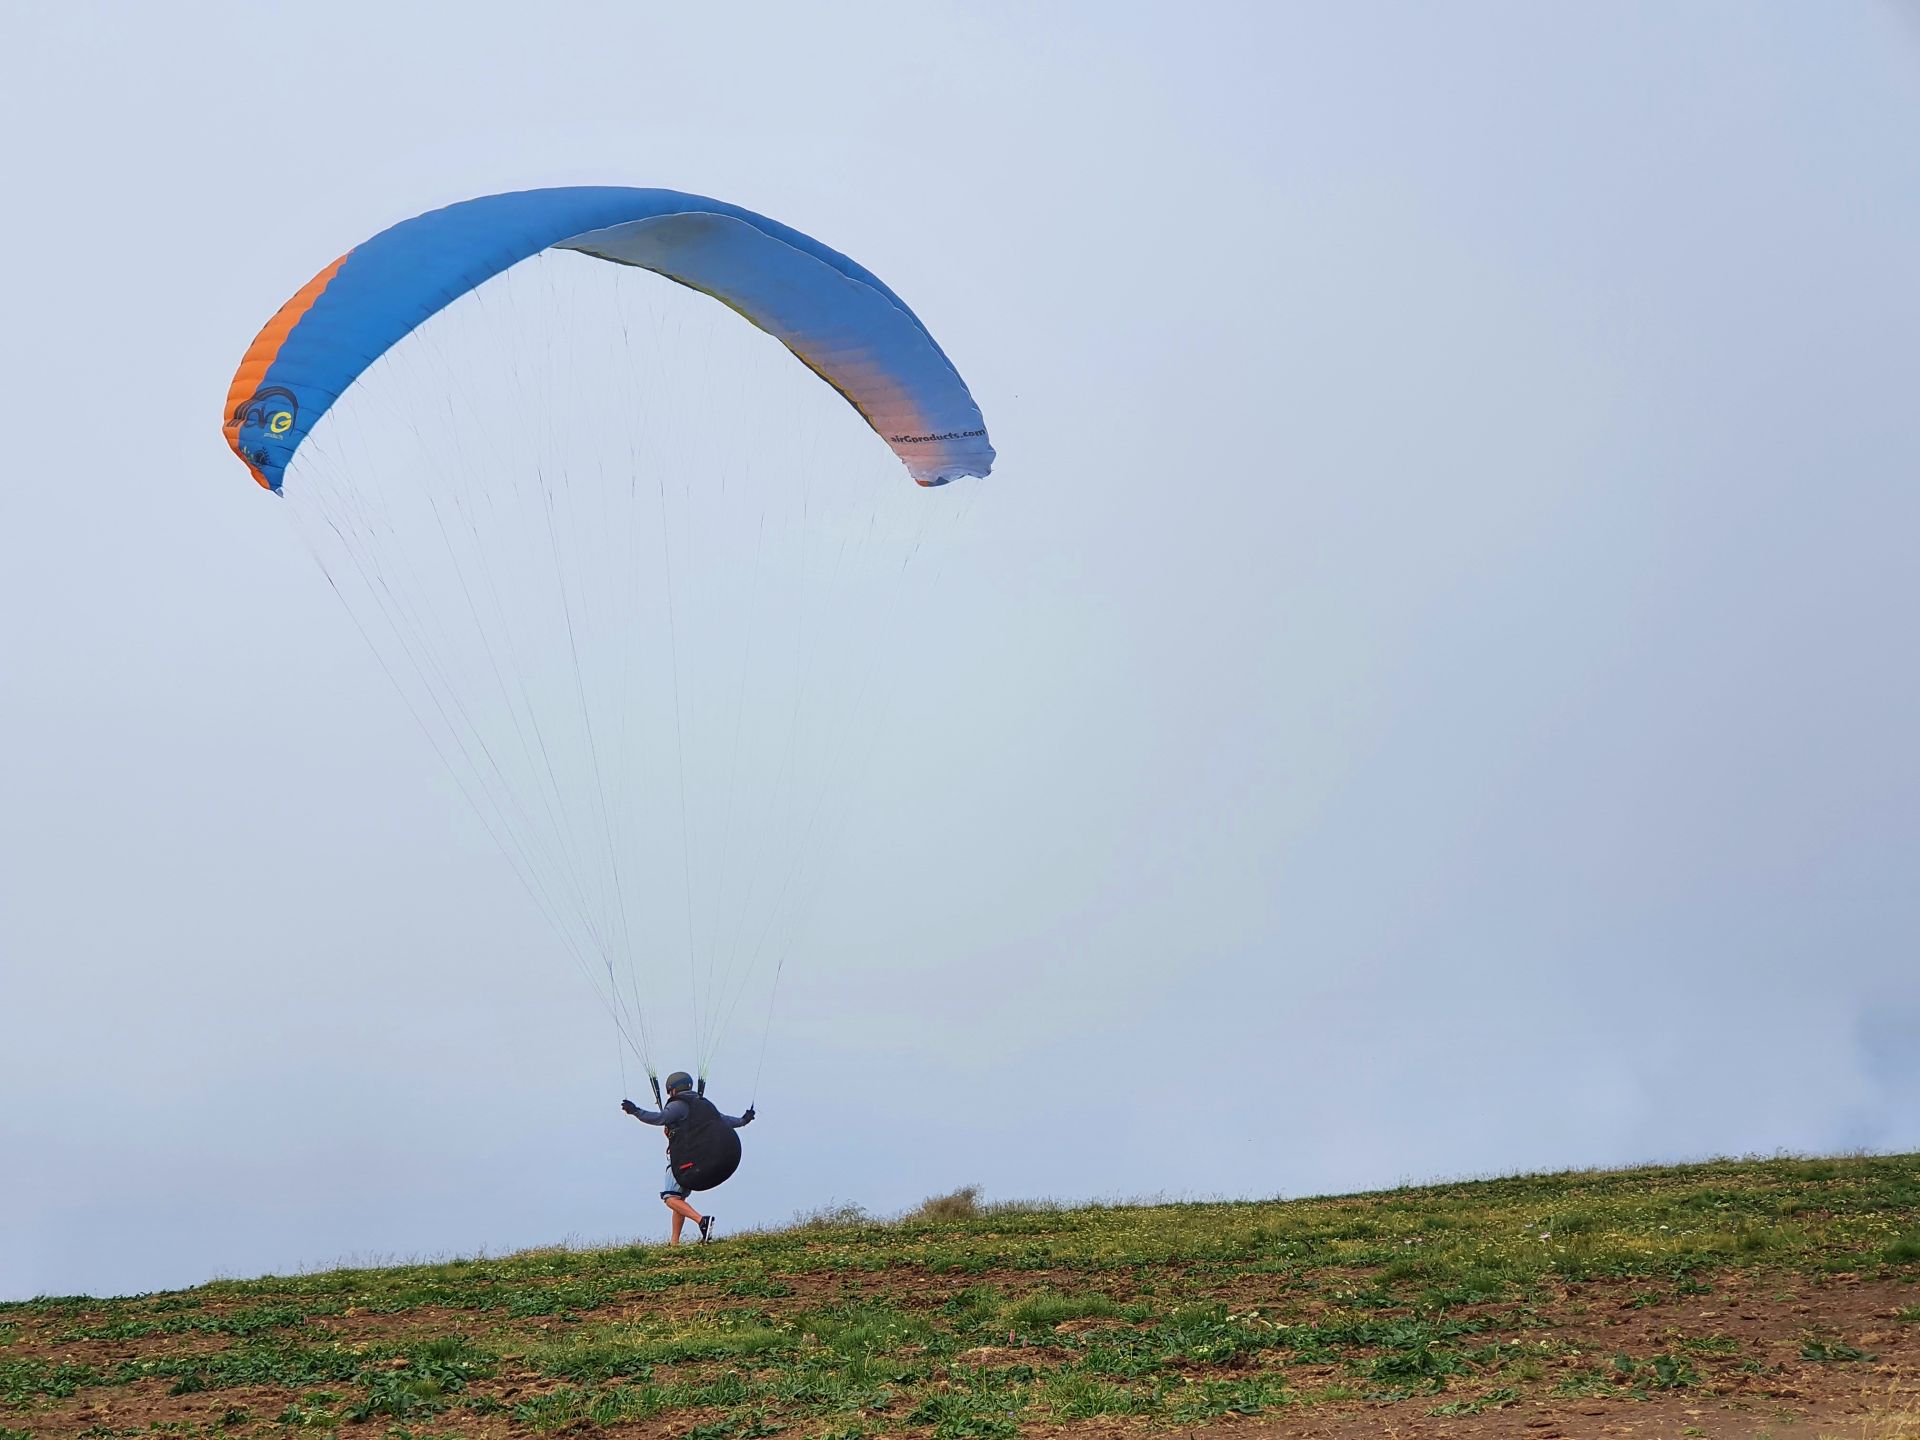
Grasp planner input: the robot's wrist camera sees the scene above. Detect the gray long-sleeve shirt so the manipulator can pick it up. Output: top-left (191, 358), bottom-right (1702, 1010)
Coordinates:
top-left (626, 1097), bottom-right (748, 1129)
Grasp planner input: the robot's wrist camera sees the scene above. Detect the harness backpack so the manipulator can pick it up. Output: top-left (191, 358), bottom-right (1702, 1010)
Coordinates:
top-left (665, 1092), bottom-right (742, 1192)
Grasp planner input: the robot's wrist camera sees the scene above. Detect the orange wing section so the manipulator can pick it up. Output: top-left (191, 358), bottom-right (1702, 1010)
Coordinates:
top-left (221, 252), bottom-right (352, 489)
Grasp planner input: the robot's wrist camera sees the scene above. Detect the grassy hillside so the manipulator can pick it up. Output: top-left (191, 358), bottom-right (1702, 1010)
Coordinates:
top-left (4, 1154), bottom-right (1918, 1439)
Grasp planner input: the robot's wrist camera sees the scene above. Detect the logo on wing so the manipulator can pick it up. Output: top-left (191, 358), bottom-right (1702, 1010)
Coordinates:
top-left (230, 385), bottom-right (300, 470)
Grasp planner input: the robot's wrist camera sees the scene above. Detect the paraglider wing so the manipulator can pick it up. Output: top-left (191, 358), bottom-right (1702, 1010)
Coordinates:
top-left (222, 187), bottom-right (994, 492)
top-left (220, 184), bottom-right (996, 1092)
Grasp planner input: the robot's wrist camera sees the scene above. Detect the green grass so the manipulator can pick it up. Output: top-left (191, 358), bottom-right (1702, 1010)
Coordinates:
top-left (2, 1152), bottom-right (1915, 1436)
top-left (1800, 1336), bottom-right (1875, 1364)
top-left (1, 1358), bottom-right (101, 1404)
top-left (58, 1301), bottom-right (314, 1343)
top-left (527, 1319), bottom-right (792, 1381)
top-left (1001, 1291), bottom-right (1125, 1330)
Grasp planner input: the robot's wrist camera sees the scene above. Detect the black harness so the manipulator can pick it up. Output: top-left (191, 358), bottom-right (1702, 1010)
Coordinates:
top-left (664, 1091), bottom-right (743, 1192)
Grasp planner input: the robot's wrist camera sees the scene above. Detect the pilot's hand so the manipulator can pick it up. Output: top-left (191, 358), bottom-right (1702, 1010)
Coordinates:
top-left (741, 1105), bottom-right (756, 1125)
top-left (621, 1099), bottom-right (641, 1116)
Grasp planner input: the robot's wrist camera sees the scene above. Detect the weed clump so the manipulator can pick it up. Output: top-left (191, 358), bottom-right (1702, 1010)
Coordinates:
top-left (911, 1186), bottom-right (983, 1222)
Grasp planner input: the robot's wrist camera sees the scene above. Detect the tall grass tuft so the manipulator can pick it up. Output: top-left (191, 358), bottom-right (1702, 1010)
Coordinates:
top-left (910, 1186), bottom-right (983, 1222)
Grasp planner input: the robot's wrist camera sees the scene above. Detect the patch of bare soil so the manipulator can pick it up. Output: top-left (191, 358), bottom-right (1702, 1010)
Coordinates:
top-left (1048, 1385), bottom-right (1920, 1438)
top-left (1044, 1271), bottom-right (1920, 1439)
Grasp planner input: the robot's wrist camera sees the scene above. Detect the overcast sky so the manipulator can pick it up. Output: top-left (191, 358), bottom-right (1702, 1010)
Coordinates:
top-left (3, 2), bottom-right (1917, 1301)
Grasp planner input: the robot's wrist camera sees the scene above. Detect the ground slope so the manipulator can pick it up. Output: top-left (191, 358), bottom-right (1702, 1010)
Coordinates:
top-left (4, 1155), bottom-right (1918, 1439)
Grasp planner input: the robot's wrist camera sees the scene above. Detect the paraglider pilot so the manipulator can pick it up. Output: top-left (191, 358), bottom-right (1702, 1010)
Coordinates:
top-left (622, 1072), bottom-right (754, 1243)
